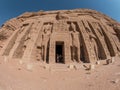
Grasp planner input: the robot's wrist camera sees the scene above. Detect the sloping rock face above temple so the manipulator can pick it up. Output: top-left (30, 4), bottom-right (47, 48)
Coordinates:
top-left (0, 9), bottom-right (120, 64)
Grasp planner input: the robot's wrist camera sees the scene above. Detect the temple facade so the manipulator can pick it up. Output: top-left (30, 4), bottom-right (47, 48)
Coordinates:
top-left (0, 9), bottom-right (120, 64)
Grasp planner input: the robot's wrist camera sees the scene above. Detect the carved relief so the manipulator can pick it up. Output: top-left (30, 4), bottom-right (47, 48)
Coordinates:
top-left (54, 21), bottom-right (68, 32)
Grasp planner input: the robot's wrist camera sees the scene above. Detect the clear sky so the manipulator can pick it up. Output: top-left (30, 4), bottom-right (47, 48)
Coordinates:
top-left (0, 0), bottom-right (120, 26)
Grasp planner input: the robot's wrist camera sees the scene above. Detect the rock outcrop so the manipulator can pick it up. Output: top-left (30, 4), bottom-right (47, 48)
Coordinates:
top-left (0, 9), bottom-right (120, 64)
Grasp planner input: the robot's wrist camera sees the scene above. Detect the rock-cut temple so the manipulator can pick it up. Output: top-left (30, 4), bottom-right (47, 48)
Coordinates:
top-left (0, 9), bottom-right (120, 64)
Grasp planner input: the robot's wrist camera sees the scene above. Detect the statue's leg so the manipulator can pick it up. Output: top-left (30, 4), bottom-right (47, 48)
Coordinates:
top-left (77, 44), bottom-right (81, 63)
top-left (44, 45), bottom-right (47, 62)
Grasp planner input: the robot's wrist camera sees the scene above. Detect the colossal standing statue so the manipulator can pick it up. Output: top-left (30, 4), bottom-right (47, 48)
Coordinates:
top-left (42, 23), bottom-right (52, 62)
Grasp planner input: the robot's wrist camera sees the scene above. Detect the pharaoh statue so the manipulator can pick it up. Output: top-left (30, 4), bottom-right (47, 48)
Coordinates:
top-left (85, 26), bottom-right (99, 61)
top-left (42, 23), bottom-right (52, 62)
top-left (69, 22), bottom-right (80, 62)
top-left (89, 33), bottom-right (99, 60)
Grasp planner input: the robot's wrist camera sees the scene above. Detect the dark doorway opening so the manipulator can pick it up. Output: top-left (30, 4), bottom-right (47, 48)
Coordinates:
top-left (56, 42), bottom-right (64, 63)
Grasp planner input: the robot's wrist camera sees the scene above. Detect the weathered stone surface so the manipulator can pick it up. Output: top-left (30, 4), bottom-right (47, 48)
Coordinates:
top-left (0, 9), bottom-right (120, 64)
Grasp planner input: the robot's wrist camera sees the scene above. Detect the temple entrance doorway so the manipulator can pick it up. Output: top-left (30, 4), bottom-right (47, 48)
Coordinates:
top-left (55, 42), bottom-right (64, 63)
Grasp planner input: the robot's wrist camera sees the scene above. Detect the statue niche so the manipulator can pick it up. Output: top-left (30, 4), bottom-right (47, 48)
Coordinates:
top-left (42, 22), bottom-right (53, 62)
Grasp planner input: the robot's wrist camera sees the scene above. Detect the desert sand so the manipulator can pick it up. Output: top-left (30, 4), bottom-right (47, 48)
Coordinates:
top-left (0, 56), bottom-right (120, 90)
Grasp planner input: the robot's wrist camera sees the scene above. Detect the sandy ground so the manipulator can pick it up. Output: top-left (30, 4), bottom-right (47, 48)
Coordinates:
top-left (0, 56), bottom-right (120, 90)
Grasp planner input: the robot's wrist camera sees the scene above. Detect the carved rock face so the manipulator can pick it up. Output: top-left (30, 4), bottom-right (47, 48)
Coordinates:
top-left (0, 9), bottom-right (120, 64)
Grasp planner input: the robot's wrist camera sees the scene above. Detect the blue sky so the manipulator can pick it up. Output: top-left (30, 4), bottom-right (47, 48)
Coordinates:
top-left (0, 0), bottom-right (120, 26)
